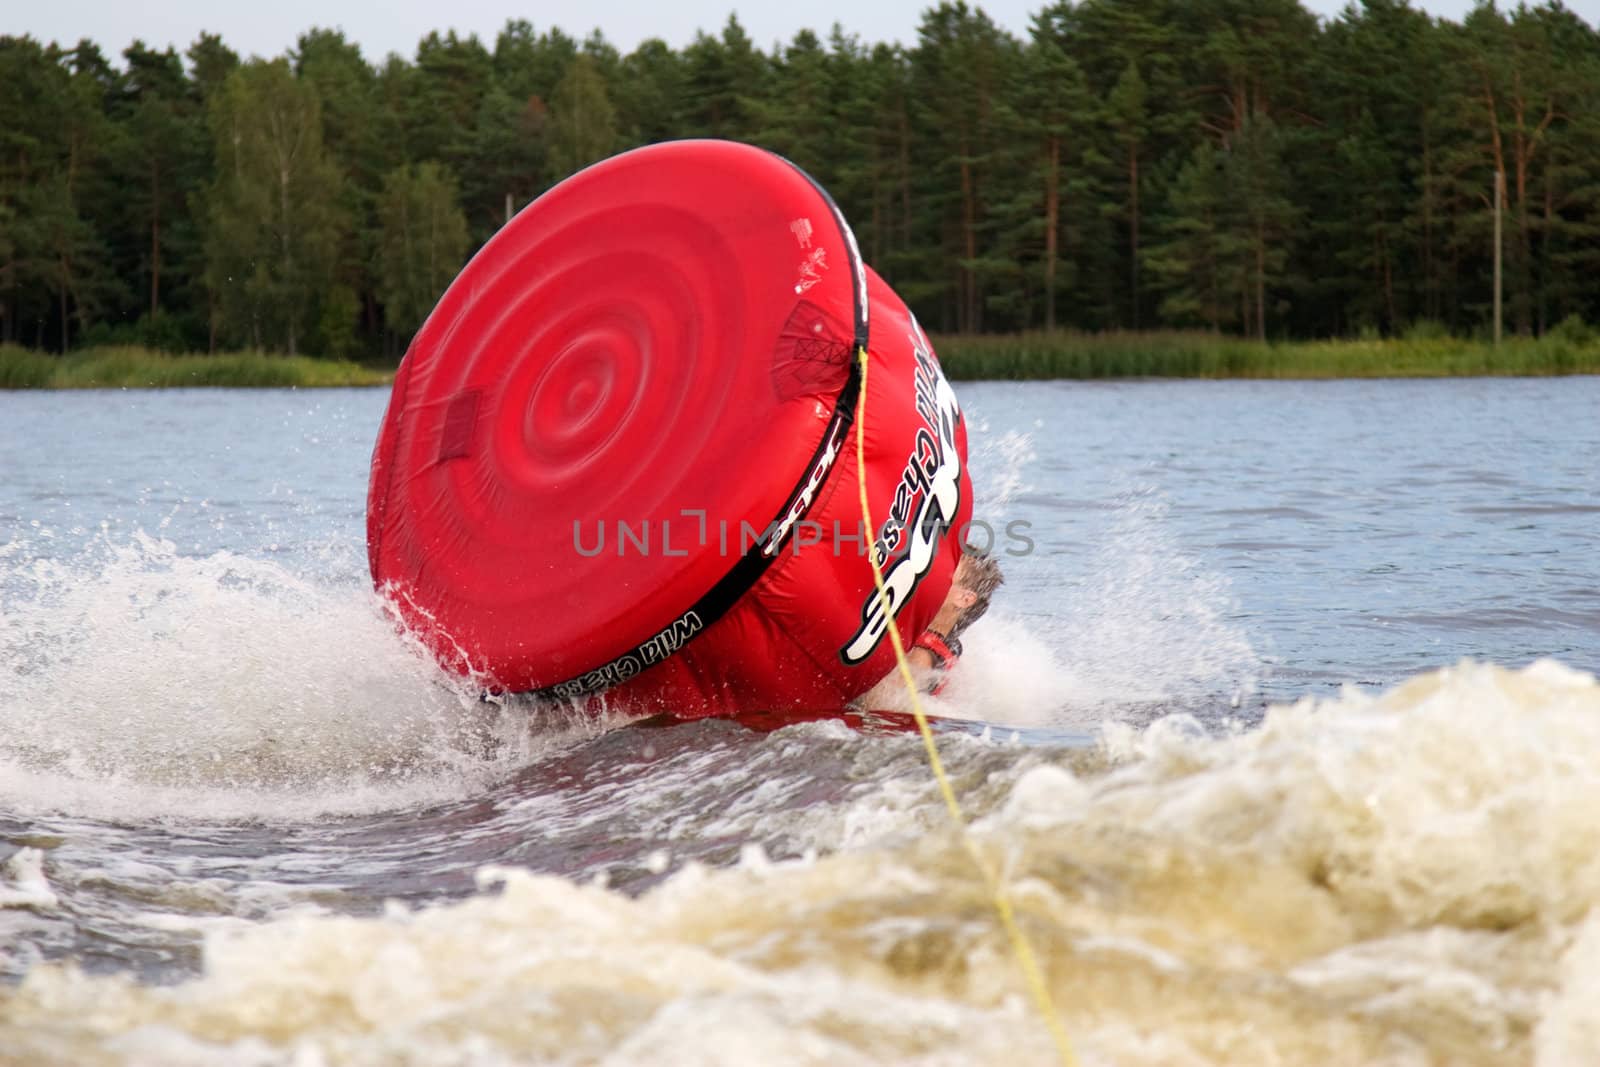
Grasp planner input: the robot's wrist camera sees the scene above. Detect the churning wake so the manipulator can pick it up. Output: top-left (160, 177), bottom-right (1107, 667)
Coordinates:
top-left (3, 659), bottom-right (1598, 1066)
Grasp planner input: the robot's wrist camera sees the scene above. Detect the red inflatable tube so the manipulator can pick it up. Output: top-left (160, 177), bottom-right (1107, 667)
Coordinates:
top-left (367, 140), bottom-right (972, 718)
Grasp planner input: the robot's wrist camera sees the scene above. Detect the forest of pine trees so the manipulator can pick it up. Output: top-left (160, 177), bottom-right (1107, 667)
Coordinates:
top-left (2, 0), bottom-right (1597, 360)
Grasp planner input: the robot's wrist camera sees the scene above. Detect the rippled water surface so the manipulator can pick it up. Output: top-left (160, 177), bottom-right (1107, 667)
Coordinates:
top-left (2, 378), bottom-right (1598, 1066)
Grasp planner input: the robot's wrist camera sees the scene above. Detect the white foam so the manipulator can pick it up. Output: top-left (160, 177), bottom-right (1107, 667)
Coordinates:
top-left (0, 848), bottom-right (58, 910)
top-left (1535, 910), bottom-right (1600, 1065)
top-left (0, 534), bottom-right (614, 821)
top-left (937, 613), bottom-right (1082, 725)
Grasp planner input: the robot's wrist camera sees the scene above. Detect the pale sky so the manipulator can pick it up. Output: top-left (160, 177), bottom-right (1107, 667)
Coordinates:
top-left (11, 0), bottom-right (1548, 66)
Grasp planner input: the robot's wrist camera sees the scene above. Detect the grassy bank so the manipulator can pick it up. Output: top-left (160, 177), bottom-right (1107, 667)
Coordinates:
top-left (932, 330), bottom-right (1600, 380)
top-left (7, 332), bottom-right (1600, 389)
top-left (0, 345), bottom-right (393, 389)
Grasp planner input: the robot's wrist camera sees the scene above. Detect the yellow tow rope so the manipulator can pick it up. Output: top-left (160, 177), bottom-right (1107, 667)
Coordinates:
top-left (853, 345), bottom-right (1080, 1067)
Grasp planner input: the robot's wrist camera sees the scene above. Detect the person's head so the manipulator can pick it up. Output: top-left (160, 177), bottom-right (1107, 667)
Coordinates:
top-left (948, 543), bottom-right (1003, 638)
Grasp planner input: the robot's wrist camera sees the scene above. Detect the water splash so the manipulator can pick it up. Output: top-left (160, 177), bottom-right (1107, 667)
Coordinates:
top-left (972, 426), bottom-right (1038, 517)
top-left (860, 613), bottom-right (1081, 729)
top-left (0, 533), bottom-right (611, 821)
top-left (1050, 489), bottom-right (1262, 716)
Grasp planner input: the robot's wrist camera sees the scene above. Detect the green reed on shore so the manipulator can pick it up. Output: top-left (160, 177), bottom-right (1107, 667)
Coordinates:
top-left (934, 329), bottom-right (1600, 383)
top-left (930, 327), bottom-right (1600, 380)
top-left (0, 345), bottom-right (394, 390)
top-left (6, 329), bottom-right (1600, 390)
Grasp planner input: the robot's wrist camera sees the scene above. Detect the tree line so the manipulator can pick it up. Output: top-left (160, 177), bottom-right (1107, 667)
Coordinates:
top-left (2, 0), bottom-right (1597, 359)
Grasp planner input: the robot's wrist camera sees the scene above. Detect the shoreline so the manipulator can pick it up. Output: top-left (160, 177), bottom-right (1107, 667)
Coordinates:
top-left (4, 335), bottom-right (1599, 389)
top-left (0, 347), bottom-right (394, 390)
top-left (932, 330), bottom-right (1600, 380)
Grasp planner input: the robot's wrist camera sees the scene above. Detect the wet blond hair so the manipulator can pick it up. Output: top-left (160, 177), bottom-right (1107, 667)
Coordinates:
top-left (951, 543), bottom-right (1003, 638)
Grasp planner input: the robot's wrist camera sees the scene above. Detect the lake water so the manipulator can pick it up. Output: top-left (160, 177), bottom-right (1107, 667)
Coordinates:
top-left (2, 377), bottom-right (1598, 1065)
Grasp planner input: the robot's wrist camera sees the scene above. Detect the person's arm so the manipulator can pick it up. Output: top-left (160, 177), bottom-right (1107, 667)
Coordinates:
top-left (911, 630), bottom-right (961, 695)
top-left (852, 629), bottom-right (962, 708)
top-left (912, 630), bottom-right (959, 670)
